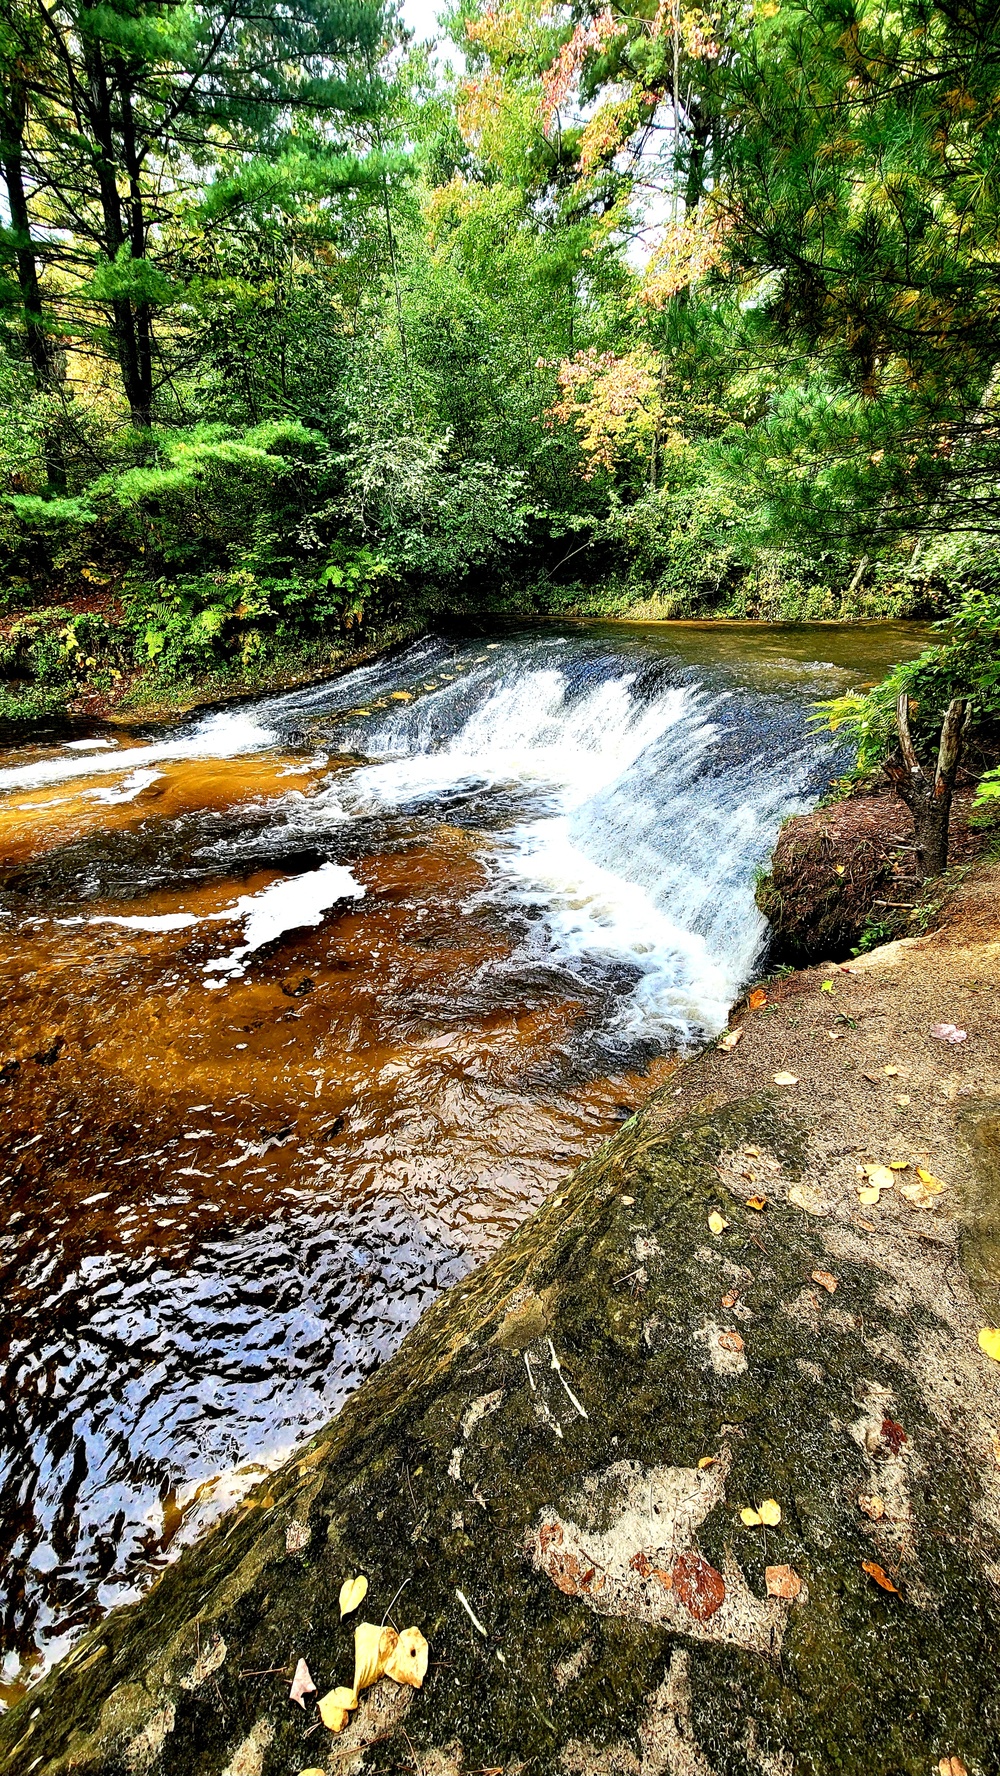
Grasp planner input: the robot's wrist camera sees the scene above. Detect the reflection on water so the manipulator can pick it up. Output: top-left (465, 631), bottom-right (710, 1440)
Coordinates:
top-left (0, 618), bottom-right (932, 1694)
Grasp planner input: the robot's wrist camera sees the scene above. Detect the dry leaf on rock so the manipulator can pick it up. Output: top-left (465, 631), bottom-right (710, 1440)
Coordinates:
top-left (339, 1574), bottom-right (368, 1618)
top-left (697, 1455), bottom-right (716, 1470)
top-left (978, 1328), bottom-right (1000, 1362)
top-left (740, 1507), bottom-right (762, 1526)
top-left (773, 1072), bottom-right (798, 1086)
top-left (759, 1498), bottom-right (781, 1526)
top-left (821, 980), bottom-right (835, 994)
top-left (719, 1027), bottom-right (743, 1051)
top-left (881, 1417), bottom-right (906, 1454)
top-left (721, 1289), bottom-right (739, 1309)
top-left (353, 1622), bottom-right (398, 1697)
top-left (746, 1195), bottom-right (768, 1211)
top-left (672, 1550), bottom-right (726, 1620)
top-left (938, 1756), bottom-right (968, 1775)
top-left (318, 1686), bottom-right (358, 1733)
top-left (708, 1210), bottom-right (729, 1235)
top-left (765, 1564), bottom-right (801, 1599)
top-left (289, 1659), bottom-right (316, 1708)
top-left (916, 1165), bottom-right (945, 1190)
top-left (862, 1560), bottom-right (899, 1594)
top-left (929, 1023), bottom-right (967, 1044)
top-left (383, 1627), bottom-right (429, 1689)
top-left (900, 1175), bottom-right (944, 1209)
top-left (858, 1495), bottom-right (885, 1521)
top-left (884, 1064), bottom-right (899, 1076)
top-left (811, 1270), bottom-right (837, 1294)
top-left (718, 1331), bottom-right (744, 1353)
top-left (621, 1194), bottom-right (635, 1205)
top-left (749, 988), bottom-right (768, 1010)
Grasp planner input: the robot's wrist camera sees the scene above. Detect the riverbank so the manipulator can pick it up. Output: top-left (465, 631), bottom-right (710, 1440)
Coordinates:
top-left (4, 851), bottom-right (997, 1776)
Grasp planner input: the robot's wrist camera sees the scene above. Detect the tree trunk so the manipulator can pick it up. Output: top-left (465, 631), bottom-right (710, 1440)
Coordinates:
top-left (83, 38), bottom-right (153, 427)
top-left (885, 693), bottom-right (969, 879)
top-left (0, 91), bottom-right (68, 489)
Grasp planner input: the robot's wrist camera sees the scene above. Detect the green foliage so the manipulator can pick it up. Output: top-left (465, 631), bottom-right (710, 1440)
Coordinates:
top-left (813, 589), bottom-right (1000, 769)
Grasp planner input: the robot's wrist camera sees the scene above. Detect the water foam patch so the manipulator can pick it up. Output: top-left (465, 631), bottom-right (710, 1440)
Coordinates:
top-left (204, 861), bottom-right (365, 980)
top-left (0, 708), bottom-right (275, 795)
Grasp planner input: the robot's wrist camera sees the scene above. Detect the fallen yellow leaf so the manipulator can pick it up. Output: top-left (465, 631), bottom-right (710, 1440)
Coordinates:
top-left (759, 1498), bottom-right (781, 1526)
top-left (749, 988), bottom-right (767, 1010)
top-left (884, 1065), bottom-right (899, 1076)
top-left (697, 1455), bottom-right (716, 1469)
top-left (773, 1072), bottom-right (798, 1086)
top-left (353, 1622), bottom-right (398, 1697)
top-left (862, 1164), bottom-right (895, 1190)
top-left (857, 1185), bottom-right (881, 1205)
top-left (389, 691), bottom-right (413, 701)
top-left (746, 1194), bottom-right (768, 1210)
top-left (896, 1095), bottom-right (911, 1106)
top-left (916, 1166), bottom-right (946, 1191)
top-left (719, 1027), bottom-right (743, 1051)
top-left (339, 1574), bottom-right (369, 1618)
top-left (708, 1210), bottom-right (729, 1235)
top-left (858, 1494), bottom-right (885, 1520)
top-left (811, 1269), bottom-right (837, 1294)
top-left (938, 1758), bottom-right (968, 1776)
top-left (318, 1685), bottom-right (358, 1732)
top-left (740, 1507), bottom-right (762, 1526)
top-left (978, 1328), bottom-right (1000, 1363)
top-left (383, 1627), bottom-right (429, 1689)
top-left (821, 980), bottom-right (835, 994)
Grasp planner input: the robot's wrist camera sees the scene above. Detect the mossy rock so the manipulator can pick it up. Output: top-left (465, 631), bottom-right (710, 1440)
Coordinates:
top-left (3, 1092), bottom-right (999, 1776)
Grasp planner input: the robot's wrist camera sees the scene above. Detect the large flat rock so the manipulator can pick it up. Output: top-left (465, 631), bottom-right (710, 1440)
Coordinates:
top-left (5, 1070), bottom-right (1000, 1776)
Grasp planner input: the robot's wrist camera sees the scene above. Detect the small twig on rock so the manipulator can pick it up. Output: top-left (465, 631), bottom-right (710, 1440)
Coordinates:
top-left (456, 1588), bottom-right (488, 1637)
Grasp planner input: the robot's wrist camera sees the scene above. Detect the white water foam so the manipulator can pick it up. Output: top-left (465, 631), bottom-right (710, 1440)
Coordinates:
top-left (0, 708), bottom-right (275, 795)
top-left (202, 862), bottom-right (365, 981)
top-left (286, 657), bottom-right (830, 1045)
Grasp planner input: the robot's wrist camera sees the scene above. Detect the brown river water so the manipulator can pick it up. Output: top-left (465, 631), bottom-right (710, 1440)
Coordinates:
top-left (0, 619), bottom-right (932, 1696)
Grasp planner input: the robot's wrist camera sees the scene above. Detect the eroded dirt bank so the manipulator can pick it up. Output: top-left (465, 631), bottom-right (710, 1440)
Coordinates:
top-left (1, 866), bottom-right (998, 1776)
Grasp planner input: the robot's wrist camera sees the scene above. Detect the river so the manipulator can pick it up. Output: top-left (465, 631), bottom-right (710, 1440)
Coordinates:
top-left (0, 618), bottom-right (932, 1698)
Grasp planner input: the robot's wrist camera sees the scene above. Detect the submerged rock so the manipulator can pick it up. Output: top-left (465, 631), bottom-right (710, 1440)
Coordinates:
top-left (4, 1084), bottom-right (999, 1775)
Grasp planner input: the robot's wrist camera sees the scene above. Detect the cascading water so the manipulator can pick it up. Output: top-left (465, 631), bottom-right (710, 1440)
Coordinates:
top-left (0, 620), bottom-right (929, 1689)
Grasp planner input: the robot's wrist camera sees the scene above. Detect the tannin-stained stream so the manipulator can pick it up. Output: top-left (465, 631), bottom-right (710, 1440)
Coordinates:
top-left (0, 620), bottom-right (932, 1696)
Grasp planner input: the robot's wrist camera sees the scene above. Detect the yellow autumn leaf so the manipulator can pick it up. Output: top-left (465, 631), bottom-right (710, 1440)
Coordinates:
top-left (740, 1507), bottom-right (762, 1525)
top-left (773, 1072), bottom-right (798, 1086)
top-left (857, 1185), bottom-right (881, 1205)
top-left (708, 1210), bottom-right (729, 1234)
top-left (353, 1622), bottom-right (398, 1696)
top-left (697, 1455), bottom-right (716, 1469)
top-left (820, 980), bottom-right (834, 994)
top-left (383, 1626), bottom-right (429, 1689)
top-left (978, 1328), bottom-right (1000, 1362)
top-left (719, 1026), bottom-right (743, 1050)
top-left (759, 1498), bottom-right (781, 1526)
top-left (862, 1164), bottom-right (895, 1190)
top-left (746, 1195), bottom-right (768, 1211)
top-left (916, 1166), bottom-right (946, 1191)
top-left (339, 1574), bottom-right (369, 1618)
top-left (318, 1686), bottom-right (358, 1732)
top-left (389, 691), bottom-right (413, 701)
